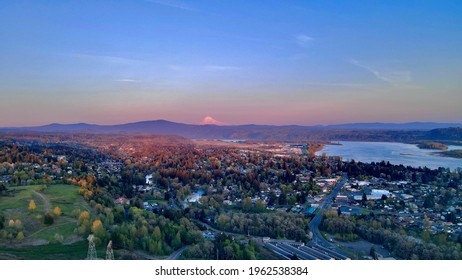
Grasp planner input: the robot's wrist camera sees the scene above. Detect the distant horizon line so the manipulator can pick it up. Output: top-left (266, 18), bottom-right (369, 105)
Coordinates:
top-left (2, 119), bottom-right (462, 129)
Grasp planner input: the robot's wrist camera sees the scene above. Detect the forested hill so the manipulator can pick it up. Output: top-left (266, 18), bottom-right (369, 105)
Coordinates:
top-left (424, 127), bottom-right (462, 141)
top-left (1, 120), bottom-right (461, 142)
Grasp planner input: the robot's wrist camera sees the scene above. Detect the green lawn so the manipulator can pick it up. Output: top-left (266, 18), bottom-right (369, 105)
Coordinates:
top-left (28, 220), bottom-right (76, 240)
top-left (0, 241), bottom-right (98, 260)
top-left (0, 185), bottom-right (45, 213)
top-left (41, 184), bottom-right (88, 216)
top-left (0, 184), bottom-right (89, 243)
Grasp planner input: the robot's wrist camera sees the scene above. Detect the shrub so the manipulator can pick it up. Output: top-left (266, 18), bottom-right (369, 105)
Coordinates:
top-left (44, 212), bottom-right (54, 225)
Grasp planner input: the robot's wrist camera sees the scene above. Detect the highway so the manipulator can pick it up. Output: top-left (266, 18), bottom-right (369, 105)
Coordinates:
top-left (264, 243), bottom-right (291, 260)
top-left (299, 245), bottom-right (333, 260)
top-left (263, 241), bottom-right (345, 260)
top-left (307, 177), bottom-right (349, 259)
top-left (192, 177), bottom-right (351, 260)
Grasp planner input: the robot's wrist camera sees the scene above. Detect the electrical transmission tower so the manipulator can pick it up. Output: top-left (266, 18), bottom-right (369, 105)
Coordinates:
top-left (87, 234), bottom-right (97, 260)
top-left (106, 240), bottom-right (114, 260)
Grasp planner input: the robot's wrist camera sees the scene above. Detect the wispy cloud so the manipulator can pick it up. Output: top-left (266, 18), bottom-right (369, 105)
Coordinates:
top-left (167, 64), bottom-right (242, 72)
top-left (114, 79), bottom-right (140, 83)
top-left (204, 65), bottom-right (242, 71)
top-left (348, 59), bottom-right (411, 85)
top-left (295, 34), bottom-right (314, 47)
top-left (303, 82), bottom-right (373, 89)
top-left (71, 54), bottom-right (142, 64)
top-left (147, 0), bottom-right (197, 11)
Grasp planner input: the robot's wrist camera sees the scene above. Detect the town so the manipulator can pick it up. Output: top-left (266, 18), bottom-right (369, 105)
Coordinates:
top-left (0, 133), bottom-right (461, 260)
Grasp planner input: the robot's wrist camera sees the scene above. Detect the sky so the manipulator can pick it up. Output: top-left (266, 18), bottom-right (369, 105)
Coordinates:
top-left (1, 0), bottom-right (461, 126)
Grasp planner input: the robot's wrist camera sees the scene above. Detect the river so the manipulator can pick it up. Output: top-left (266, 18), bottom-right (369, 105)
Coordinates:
top-left (316, 141), bottom-right (462, 170)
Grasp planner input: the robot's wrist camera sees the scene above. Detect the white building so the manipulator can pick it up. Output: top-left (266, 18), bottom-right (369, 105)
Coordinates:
top-left (145, 174), bottom-right (153, 185)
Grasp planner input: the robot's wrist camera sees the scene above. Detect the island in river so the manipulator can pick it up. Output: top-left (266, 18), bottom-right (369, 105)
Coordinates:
top-left (439, 150), bottom-right (462, 159)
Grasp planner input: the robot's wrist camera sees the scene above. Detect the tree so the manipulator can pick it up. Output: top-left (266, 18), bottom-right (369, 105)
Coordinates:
top-left (14, 219), bottom-right (22, 229)
top-left (91, 219), bottom-right (106, 239)
top-left (172, 231), bottom-right (182, 250)
top-left (446, 212), bottom-right (457, 223)
top-left (255, 199), bottom-right (266, 212)
top-left (268, 191), bottom-right (277, 206)
top-left (278, 192), bottom-right (287, 205)
top-left (370, 246), bottom-right (378, 260)
top-left (44, 212), bottom-right (54, 225)
top-left (0, 182), bottom-right (7, 195)
top-left (16, 231), bottom-right (25, 240)
top-left (242, 197), bottom-right (252, 212)
top-left (421, 230), bottom-right (431, 242)
top-left (153, 226), bottom-right (162, 241)
top-left (0, 214), bottom-right (4, 230)
top-left (362, 192), bottom-right (367, 205)
top-left (78, 211), bottom-right (90, 225)
top-left (28, 200), bottom-right (36, 212)
top-left (53, 207), bottom-right (62, 217)
top-left (423, 195), bottom-right (435, 209)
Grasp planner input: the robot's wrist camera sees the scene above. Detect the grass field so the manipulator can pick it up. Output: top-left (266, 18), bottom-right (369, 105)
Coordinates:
top-left (27, 221), bottom-right (76, 240)
top-left (0, 185), bottom-right (46, 214)
top-left (41, 184), bottom-right (89, 216)
top-left (0, 240), bottom-right (108, 260)
top-left (0, 184), bottom-right (91, 258)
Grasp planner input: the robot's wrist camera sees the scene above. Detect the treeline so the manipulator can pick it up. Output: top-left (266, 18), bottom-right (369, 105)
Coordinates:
top-left (440, 150), bottom-right (462, 159)
top-left (356, 225), bottom-right (461, 259)
top-left (0, 140), bottom-right (108, 186)
top-left (321, 212), bottom-right (358, 242)
top-left (215, 212), bottom-right (310, 242)
top-left (182, 233), bottom-right (269, 260)
top-left (72, 201), bottom-right (203, 257)
top-left (321, 211), bottom-right (462, 259)
top-left (417, 141), bottom-right (448, 150)
top-left (339, 160), bottom-right (453, 183)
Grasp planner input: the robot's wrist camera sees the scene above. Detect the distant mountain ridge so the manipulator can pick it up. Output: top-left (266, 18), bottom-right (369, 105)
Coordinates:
top-left (1, 120), bottom-right (462, 141)
top-left (322, 122), bottom-right (462, 130)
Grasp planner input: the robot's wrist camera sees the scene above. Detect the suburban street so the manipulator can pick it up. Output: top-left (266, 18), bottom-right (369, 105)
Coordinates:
top-left (191, 178), bottom-right (351, 260)
top-left (167, 246), bottom-right (189, 260)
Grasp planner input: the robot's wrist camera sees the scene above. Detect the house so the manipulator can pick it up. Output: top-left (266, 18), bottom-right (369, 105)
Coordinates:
top-left (114, 197), bottom-right (130, 206)
top-left (145, 174), bottom-right (153, 185)
top-left (336, 195), bottom-right (349, 202)
top-left (303, 207), bottom-right (317, 216)
top-left (203, 231), bottom-right (215, 239)
top-left (339, 206), bottom-right (362, 216)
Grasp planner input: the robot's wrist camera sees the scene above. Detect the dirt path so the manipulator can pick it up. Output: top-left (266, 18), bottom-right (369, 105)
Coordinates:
top-left (32, 190), bottom-right (50, 213)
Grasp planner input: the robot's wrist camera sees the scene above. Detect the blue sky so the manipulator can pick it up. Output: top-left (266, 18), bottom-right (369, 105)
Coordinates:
top-left (0, 0), bottom-right (461, 126)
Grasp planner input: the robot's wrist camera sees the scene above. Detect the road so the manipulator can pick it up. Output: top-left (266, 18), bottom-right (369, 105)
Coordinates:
top-left (167, 246), bottom-right (189, 260)
top-left (193, 178), bottom-right (351, 260)
top-left (308, 177), bottom-right (350, 259)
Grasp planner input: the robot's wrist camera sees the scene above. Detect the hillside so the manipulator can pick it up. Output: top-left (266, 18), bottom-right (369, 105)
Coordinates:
top-left (1, 120), bottom-right (461, 142)
top-left (0, 184), bottom-right (89, 259)
top-left (424, 127), bottom-right (462, 141)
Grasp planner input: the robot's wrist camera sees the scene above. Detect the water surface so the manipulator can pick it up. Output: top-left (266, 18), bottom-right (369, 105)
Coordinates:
top-left (316, 141), bottom-right (462, 170)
